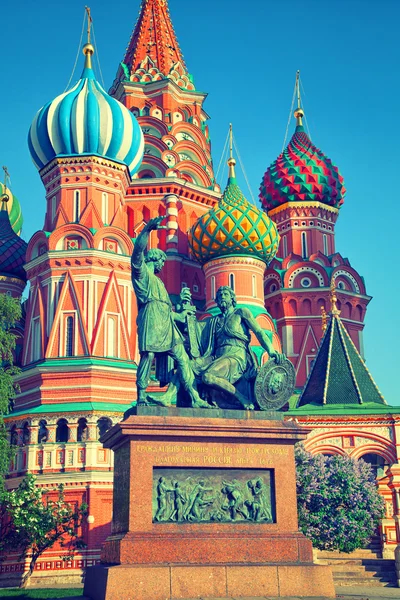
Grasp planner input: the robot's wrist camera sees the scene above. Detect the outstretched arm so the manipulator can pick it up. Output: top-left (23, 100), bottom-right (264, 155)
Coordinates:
top-left (240, 308), bottom-right (284, 364)
top-left (132, 216), bottom-right (165, 266)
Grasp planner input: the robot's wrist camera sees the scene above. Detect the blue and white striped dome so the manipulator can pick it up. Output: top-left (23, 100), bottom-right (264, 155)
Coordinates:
top-left (28, 46), bottom-right (144, 177)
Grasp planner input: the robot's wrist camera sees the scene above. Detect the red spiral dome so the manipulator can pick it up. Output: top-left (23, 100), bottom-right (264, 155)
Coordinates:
top-left (259, 110), bottom-right (346, 211)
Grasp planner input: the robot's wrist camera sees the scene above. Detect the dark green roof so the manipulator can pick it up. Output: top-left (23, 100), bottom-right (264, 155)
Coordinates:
top-left (297, 312), bottom-right (385, 408)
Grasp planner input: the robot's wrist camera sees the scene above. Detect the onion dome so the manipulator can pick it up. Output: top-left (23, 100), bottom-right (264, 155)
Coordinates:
top-left (0, 182), bottom-right (23, 235)
top-left (28, 43), bottom-right (144, 177)
top-left (259, 108), bottom-right (346, 211)
top-left (188, 154), bottom-right (279, 265)
top-left (0, 199), bottom-right (27, 281)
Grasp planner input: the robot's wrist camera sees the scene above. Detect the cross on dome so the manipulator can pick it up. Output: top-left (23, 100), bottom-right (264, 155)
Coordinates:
top-left (28, 11), bottom-right (144, 177)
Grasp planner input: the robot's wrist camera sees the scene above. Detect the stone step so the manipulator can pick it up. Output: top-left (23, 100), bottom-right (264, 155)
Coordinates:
top-left (331, 569), bottom-right (397, 581)
top-left (317, 549), bottom-right (381, 559)
top-left (333, 576), bottom-right (397, 587)
top-left (317, 558), bottom-right (377, 565)
top-left (331, 567), bottom-right (396, 577)
top-left (318, 558), bottom-right (395, 568)
top-left (330, 560), bottom-right (395, 570)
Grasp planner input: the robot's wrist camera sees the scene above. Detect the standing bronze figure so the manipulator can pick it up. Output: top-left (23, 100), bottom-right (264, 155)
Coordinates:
top-left (131, 217), bottom-right (209, 408)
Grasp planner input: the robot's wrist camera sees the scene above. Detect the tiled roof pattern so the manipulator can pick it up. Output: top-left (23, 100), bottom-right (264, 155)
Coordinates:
top-left (121, 0), bottom-right (194, 90)
top-left (260, 126), bottom-right (345, 211)
top-left (298, 313), bottom-right (385, 408)
top-left (0, 205), bottom-right (28, 280)
top-left (188, 177), bottom-right (279, 265)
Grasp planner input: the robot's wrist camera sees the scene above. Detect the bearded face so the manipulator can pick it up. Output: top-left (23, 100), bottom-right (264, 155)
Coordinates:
top-left (268, 371), bottom-right (285, 394)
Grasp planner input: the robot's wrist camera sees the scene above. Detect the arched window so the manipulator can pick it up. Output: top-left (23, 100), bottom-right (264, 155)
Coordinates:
top-left (211, 276), bottom-right (216, 300)
top-left (65, 316), bottom-right (74, 357)
top-left (56, 419), bottom-right (69, 443)
top-left (229, 273), bottom-right (235, 291)
top-left (77, 418), bottom-right (88, 442)
top-left (74, 190), bottom-right (80, 223)
top-left (38, 420), bottom-right (48, 443)
top-left (97, 417), bottom-right (112, 439)
top-left (31, 317), bottom-right (41, 362)
top-left (360, 453), bottom-right (389, 479)
top-left (142, 106), bottom-right (150, 116)
top-left (323, 234), bottom-right (328, 255)
top-left (102, 192), bottom-right (108, 224)
top-left (252, 275), bottom-right (257, 298)
top-left (10, 425), bottom-right (18, 446)
top-left (302, 299), bottom-right (312, 316)
top-left (51, 196), bottom-right (57, 222)
top-left (282, 235), bottom-right (288, 258)
top-left (107, 316), bottom-right (117, 358)
top-left (301, 232), bottom-right (308, 259)
top-left (22, 423), bottom-right (30, 445)
top-left (288, 299), bottom-right (297, 316)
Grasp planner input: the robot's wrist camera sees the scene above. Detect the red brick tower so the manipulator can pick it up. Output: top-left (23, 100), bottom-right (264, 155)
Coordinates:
top-left (4, 32), bottom-right (145, 581)
top-left (259, 76), bottom-right (370, 388)
top-left (3, 1), bottom-right (222, 583)
top-left (110, 0), bottom-right (221, 306)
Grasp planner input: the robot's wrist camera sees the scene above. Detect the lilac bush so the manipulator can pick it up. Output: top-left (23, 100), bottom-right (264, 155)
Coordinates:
top-left (295, 444), bottom-right (385, 553)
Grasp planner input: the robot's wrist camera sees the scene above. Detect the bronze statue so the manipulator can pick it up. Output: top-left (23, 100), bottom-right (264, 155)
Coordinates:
top-left (154, 476), bottom-right (174, 522)
top-left (152, 473), bottom-right (274, 524)
top-left (245, 477), bottom-right (272, 522)
top-left (131, 216), bottom-right (209, 408)
top-left (131, 219), bottom-right (294, 410)
top-left (170, 481), bottom-right (187, 522)
top-left (185, 479), bottom-right (214, 521)
top-left (221, 480), bottom-right (247, 520)
top-left (192, 286), bottom-right (284, 409)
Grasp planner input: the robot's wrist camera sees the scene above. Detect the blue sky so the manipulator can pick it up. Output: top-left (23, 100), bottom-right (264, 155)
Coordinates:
top-left (1, 0), bottom-right (399, 403)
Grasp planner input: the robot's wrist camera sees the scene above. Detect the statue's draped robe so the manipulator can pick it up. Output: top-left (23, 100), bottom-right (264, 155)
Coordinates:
top-left (131, 256), bottom-right (183, 353)
top-left (190, 309), bottom-right (258, 405)
top-left (196, 309), bottom-right (258, 381)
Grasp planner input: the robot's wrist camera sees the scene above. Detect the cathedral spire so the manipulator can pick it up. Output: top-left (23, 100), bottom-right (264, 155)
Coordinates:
top-left (227, 124), bottom-right (237, 182)
top-left (293, 70), bottom-right (304, 128)
top-left (121, 0), bottom-right (194, 90)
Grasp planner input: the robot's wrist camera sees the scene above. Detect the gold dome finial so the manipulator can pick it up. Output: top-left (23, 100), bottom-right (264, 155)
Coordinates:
top-left (1, 166), bottom-right (10, 203)
top-left (293, 70), bottom-right (304, 126)
top-left (227, 123), bottom-right (236, 180)
top-left (330, 279), bottom-right (341, 316)
top-left (83, 7), bottom-right (95, 69)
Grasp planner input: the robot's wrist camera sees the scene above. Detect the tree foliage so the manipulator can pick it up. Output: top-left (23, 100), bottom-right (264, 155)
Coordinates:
top-left (295, 444), bottom-right (385, 553)
top-left (0, 475), bottom-right (87, 587)
top-left (0, 293), bottom-right (22, 489)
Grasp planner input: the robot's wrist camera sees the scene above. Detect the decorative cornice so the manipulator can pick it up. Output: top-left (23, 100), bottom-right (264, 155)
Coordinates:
top-left (0, 275), bottom-right (25, 285)
top-left (268, 201), bottom-right (339, 218)
top-left (204, 255), bottom-right (267, 269)
top-left (39, 155), bottom-right (131, 180)
top-left (25, 249), bottom-right (132, 275)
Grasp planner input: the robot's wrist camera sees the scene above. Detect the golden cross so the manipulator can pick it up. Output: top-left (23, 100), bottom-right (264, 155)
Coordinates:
top-left (296, 70), bottom-right (301, 109)
top-left (85, 6), bottom-right (92, 44)
top-left (1, 166), bottom-right (10, 202)
top-left (2, 166), bottom-right (10, 188)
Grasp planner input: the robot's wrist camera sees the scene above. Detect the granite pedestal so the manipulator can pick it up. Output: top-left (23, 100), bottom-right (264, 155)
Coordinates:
top-left (84, 407), bottom-right (334, 599)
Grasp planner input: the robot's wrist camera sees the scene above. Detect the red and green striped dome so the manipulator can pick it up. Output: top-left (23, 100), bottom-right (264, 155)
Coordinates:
top-left (188, 163), bottom-right (279, 265)
top-left (259, 122), bottom-right (346, 211)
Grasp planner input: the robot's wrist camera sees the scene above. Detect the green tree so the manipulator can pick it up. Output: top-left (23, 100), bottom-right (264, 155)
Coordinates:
top-left (295, 444), bottom-right (385, 553)
top-left (1, 475), bottom-right (87, 587)
top-left (0, 293), bottom-right (22, 490)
